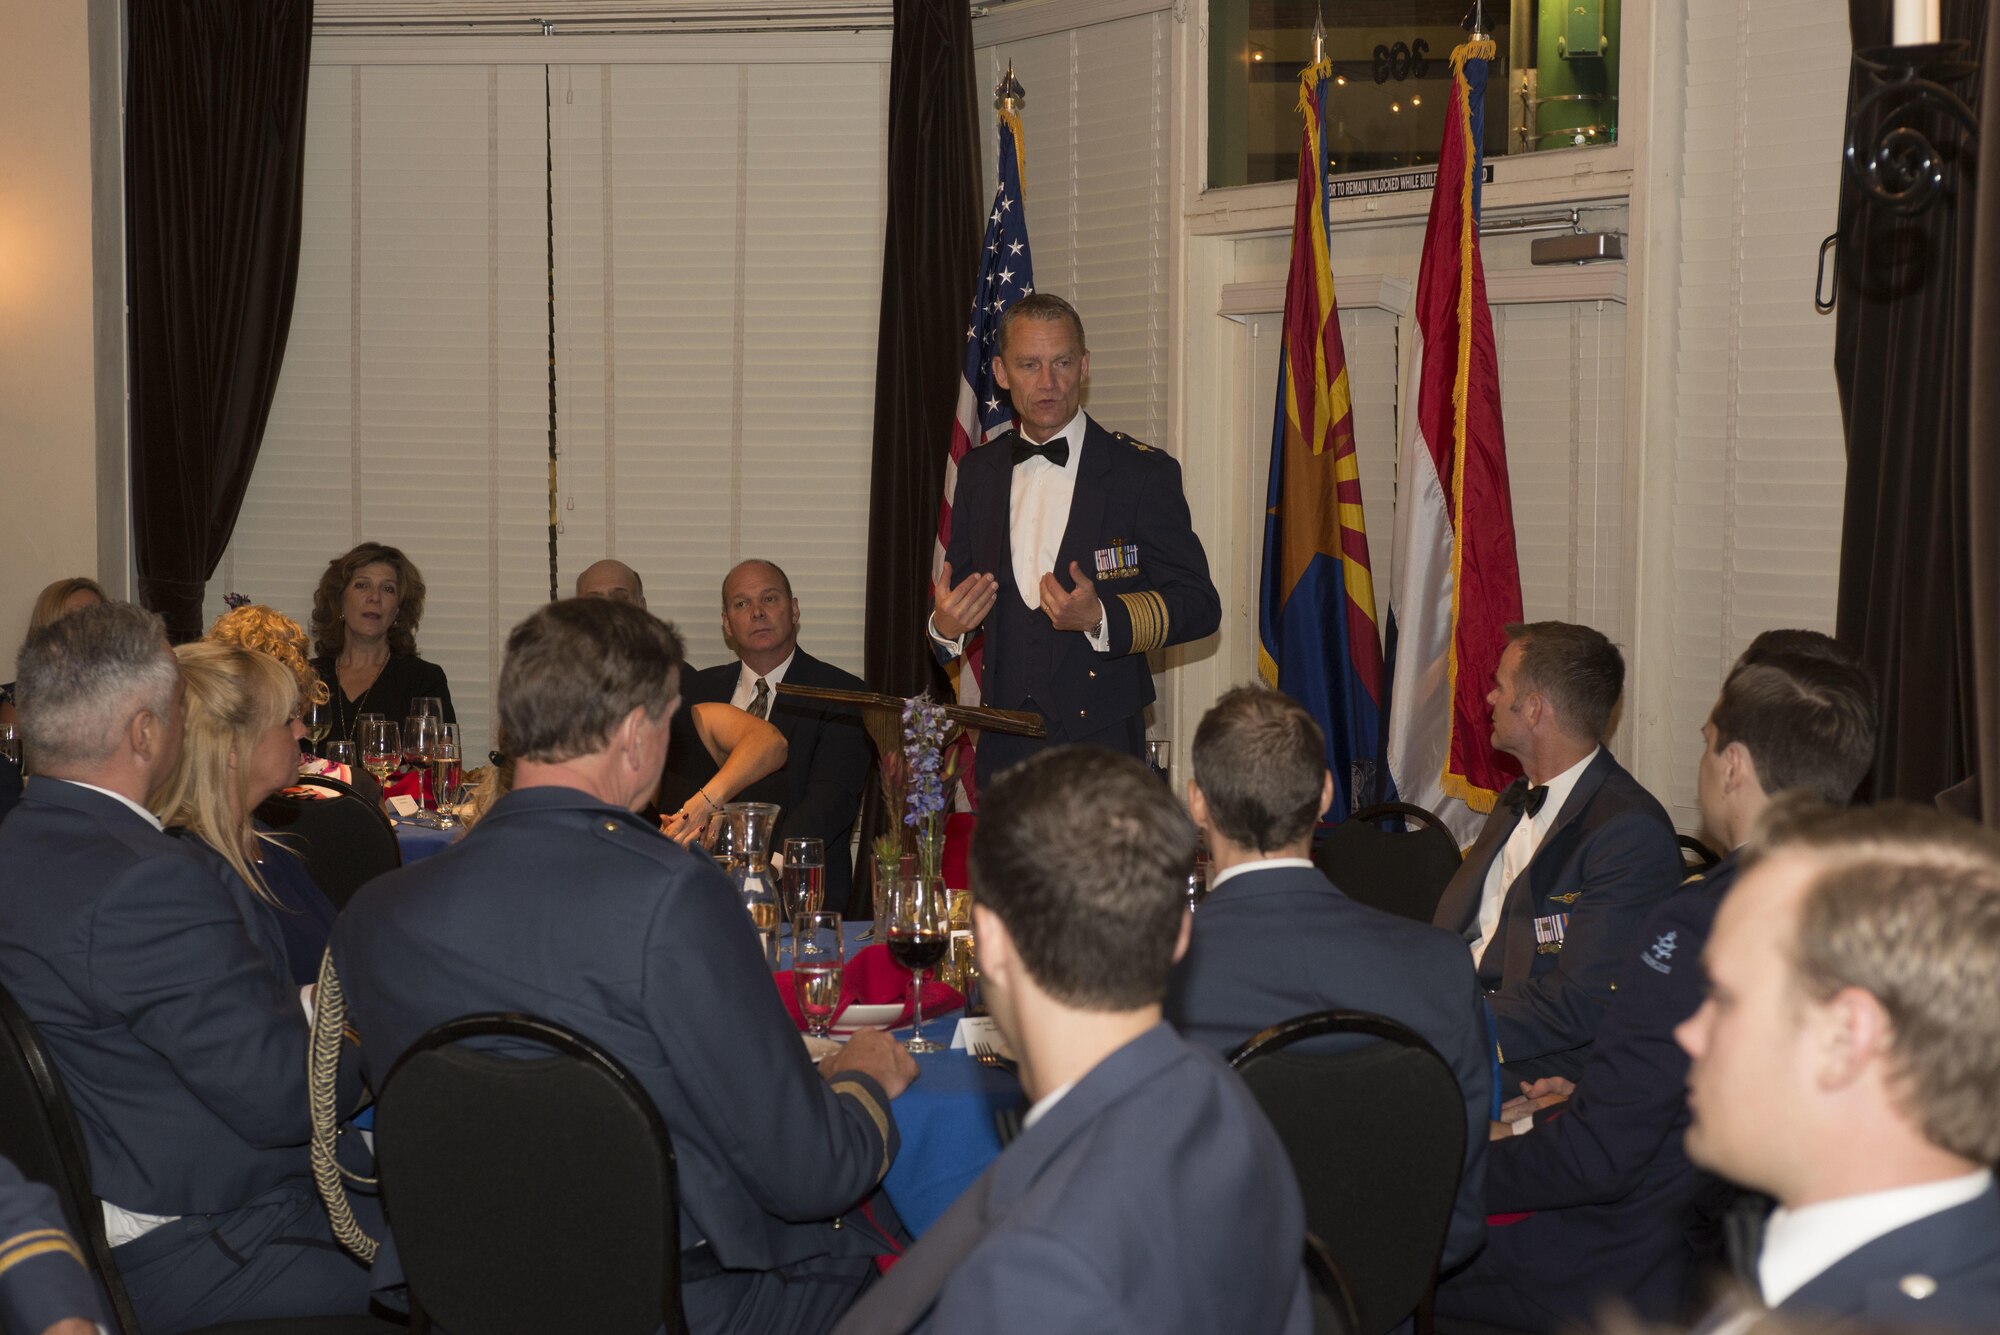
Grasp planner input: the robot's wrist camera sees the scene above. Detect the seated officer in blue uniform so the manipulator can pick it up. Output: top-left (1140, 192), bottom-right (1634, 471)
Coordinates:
top-left (0, 602), bottom-right (374, 1332)
top-left (333, 598), bottom-right (918, 1335)
top-left (0, 1151), bottom-right (108, 1335)
top-left (1431, 621), bottom-right (1682, 1082)
top-left (1164, 685), bottom-right (1491, 1275)
top-left (835, 747), bottom-right (1310, 1335)
top-left (1437, 646), bottom-right (1878, 1328)
top-left (1678, 800), bottom-right (2000, 1330)
top-left (930, 292), bottom-right (1220, 790)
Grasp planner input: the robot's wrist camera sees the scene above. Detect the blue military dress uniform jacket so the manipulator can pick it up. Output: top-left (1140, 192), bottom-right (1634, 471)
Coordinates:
top-left (0, 1151), bottom-right (108, 1334)
top-left (1165, 863), bottom-right (1492, 1272)
top-left (1772, 1184), bottom-right (2000, 1327)
top-left (832, 1023), bottom-right (1311, 1335)
top-left (1438, 852), bottom-right (1740, 1327)
top-left (332, 785), bottom-right (900, 1279)
top-left (1434, 752), bottom-right (1683, 1082)
top-left (940, 416), bottom-right (1219, 781)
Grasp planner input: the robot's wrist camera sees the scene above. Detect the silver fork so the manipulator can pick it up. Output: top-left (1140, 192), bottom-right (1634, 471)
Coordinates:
top-left (970, 1039), bottom-right (1018, 1074)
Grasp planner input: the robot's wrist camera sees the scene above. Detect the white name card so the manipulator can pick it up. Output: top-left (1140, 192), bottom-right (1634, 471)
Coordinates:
top-left (387, 795), bottom-right (422, 818)
top-left (951, 1014), bottom-right (1005, 1052)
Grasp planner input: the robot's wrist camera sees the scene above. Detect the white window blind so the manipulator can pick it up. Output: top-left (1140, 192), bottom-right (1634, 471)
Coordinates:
top-left (549, 58), bottom-right (888, 673)
top-left (1664, 0), bottom-right (1850, 828)
top-left (975, 11), bottom-right (1170, 449)
top-left (212, 64), bottom-right (555, 765)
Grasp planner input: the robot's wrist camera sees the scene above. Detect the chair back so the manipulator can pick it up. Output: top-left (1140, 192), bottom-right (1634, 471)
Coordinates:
top-left (1230, 1010), bottom-right (1468, 1335)
top-left (1305, 1232), bottom-right (1362, 1335)
top-left (1311, 802), bottom-right (1462, 924)
top-left (1679, 833), bottom-right (1722, 876)
top-left (0, 980), bottom-right (142, 1334)
top-left (375, 1013), bottom-right (686, 1335)
top-left (256, 773), bottom-right (401, 910)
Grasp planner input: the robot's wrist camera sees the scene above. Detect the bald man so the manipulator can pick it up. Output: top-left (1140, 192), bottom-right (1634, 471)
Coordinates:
top-left (575, 559), bottom-right (646, 606)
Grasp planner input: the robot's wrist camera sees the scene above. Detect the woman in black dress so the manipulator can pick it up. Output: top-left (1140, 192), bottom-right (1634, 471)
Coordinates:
top-left (307, 542), bottom-right (454, 747)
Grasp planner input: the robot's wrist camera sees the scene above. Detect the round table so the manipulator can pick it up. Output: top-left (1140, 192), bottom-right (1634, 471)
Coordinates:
top-left (392, 819), bottom-right (456, 863)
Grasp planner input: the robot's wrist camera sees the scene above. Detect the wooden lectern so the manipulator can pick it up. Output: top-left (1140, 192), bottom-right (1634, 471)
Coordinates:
top-left (774, 682), bottom-right (1046, 763)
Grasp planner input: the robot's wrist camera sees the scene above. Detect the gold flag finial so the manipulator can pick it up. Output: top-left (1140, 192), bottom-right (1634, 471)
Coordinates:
top-left (995, 61), bottom-right (1026, 114)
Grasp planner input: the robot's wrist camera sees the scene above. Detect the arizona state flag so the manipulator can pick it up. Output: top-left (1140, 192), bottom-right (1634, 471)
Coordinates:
top-left (1257, 57), bottom-right (1385, 817)
top-left (1383, 39), bottom-right (1525, 842)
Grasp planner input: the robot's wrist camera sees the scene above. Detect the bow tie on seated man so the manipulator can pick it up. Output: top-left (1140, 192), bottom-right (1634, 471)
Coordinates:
top-left (1429, 621), bottom-right (1682, 1084)
top-left (928, 291), bottom-right (1221, 792)
top-left (1676, 800), bottom-right (2000, 1332)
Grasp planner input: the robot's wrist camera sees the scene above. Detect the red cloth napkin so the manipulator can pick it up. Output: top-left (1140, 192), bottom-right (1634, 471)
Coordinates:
top-left (382, 765), bottom-right (432, 808)
top-left (773, 943), bottom-right (964, 1032)
top-left (941, 813), bottom-right (976, 891)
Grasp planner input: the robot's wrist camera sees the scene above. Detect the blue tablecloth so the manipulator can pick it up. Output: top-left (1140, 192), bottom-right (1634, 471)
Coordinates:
top-left (393, 820), bottom-right (455, 863)
top-left (881, 1016), bottom-right (1022, 1235)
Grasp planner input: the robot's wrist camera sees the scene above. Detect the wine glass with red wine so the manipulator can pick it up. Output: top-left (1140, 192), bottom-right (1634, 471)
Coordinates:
top-left (888, 875), bottom-right (951, 1054)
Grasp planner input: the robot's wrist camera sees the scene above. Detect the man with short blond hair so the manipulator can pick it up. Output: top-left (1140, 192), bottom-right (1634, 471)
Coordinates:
top-left (1678, 801), bottom-right (2000, 1327)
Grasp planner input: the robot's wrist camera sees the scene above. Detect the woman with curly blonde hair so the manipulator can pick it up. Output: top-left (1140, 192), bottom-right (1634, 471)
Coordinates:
top-left (307, 542), bottom-right (455, 747)
top-left (150, 642), bottom-right (336, 985)
top-left (208, 603), bottom-right (330, 708)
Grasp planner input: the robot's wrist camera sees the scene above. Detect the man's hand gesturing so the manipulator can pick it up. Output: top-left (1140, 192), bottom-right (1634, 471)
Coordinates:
top-left (1040, 561), bottom-right (1104, 634)
top-left (934, 560), bottom-right (999, 640)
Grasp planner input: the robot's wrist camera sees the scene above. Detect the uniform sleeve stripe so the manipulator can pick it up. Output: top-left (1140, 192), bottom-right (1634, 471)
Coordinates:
top-left (0, 1233), bottom-right (84, 1278)
top-left (832, 1080), bottom-right (894, 1181)
top-left (1118, 591), bottom-right (1169, 654)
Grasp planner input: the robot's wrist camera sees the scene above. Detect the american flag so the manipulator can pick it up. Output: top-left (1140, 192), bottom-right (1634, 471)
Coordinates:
top-left (934, 101), bottom-right (1034, 803)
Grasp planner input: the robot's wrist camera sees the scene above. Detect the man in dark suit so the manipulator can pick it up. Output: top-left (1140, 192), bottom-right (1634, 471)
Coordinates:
top-left (334, 598), bottom-right (916, 1335)
top-left (1431, 621), bottom-right (1681, 1082)
top-left (1164, 685), bottom-right (1491, 1273)
top-left (1438, 646), bottom-right (1878, 1328)
top-left (658, 559), bottom-right (870, 905)
top-left (835, 746), bottom-right (1310, 1334)
top-left (0, 602), bottom-right (373, 1331)
top-left (930, 293), bottom-right (1220, 790)
top-left (1678, 801), bottom-right (2000, 1330)
top-left (0, 1151), bottom-right (108, 1335)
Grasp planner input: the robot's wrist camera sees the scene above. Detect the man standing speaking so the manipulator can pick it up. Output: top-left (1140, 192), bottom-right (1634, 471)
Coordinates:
top-left (930, 293), bottom-right (1220, 789)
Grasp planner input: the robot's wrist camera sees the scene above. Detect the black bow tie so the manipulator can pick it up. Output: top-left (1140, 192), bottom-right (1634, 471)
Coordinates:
top-left (1520, 784), bottom-right (1550, 818)
top-left (1011, 434), bottom-right (1069, 468)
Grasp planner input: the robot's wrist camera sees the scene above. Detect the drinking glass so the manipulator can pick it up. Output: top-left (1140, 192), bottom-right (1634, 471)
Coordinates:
top-left (0, 721), bottom-right (17, 766)
top-left (781, 837), bottom-right (825, 927)
top-left (302, 698), bottom-right (332, 755)
top-left (1144, 738), bottom-right (1172, 786)
top-left (888, 875), bottom-right (951, 1054)
top-left (726, 804), bottom-right (783, 970)
top-left (325, 738), bottom-right (357, 770)
top-left (361, 719), bottom-right (401, 791)
top-left (402, 716), bottom-right (427, 768)
top-left (409, 696), bottom-right (444, 721)
top-left (425, 721), bottom-right (463, 828)
top-left (792, 911), bottom-right (844, 1040)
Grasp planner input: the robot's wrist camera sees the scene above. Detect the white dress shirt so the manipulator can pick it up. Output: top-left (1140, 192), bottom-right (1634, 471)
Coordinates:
top-left (930, 407), bottom-right (1110, 654)
top-left (1023, 1079), bottom-right (1079, 1132)
top-left (60, 779), bottom-right (164, 832)
top-left (729, 650), bottom-right (796, 718)
top-left (1759, 1169), bottom-right (1994, 1307)
top-left (1207, 857), bottom-right (1316, 894)
top-left (1469, 747), bottom-right (1599, 967)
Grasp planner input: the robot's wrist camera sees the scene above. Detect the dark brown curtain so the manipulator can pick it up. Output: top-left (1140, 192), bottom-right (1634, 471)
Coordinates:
top-left (127, 0), bottom-right (314, 641)
top-left (1970, 0), bottom-right (2000, 826)
top-left (1833, 0), bottom-right (1987, 804)
top-left (853, 0), bottom-right (981, 911)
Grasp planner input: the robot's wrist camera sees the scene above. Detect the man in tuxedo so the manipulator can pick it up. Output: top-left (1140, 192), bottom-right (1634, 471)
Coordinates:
top-left (1165, 685), bottom-right (1491, 1273)
top-left (1437, 646), bottom-right (1878, 1328)
top-left (1431, 620), bottom-right (1681, 1081)
top-left (1678, 800), bottom-right (2000, 1329)
top-left (930, 293), bottom-right (1220, 790)
top-left (834, 746), bottom-right (1311, 1335)
top-left (335, 598), bottom-right (914, 1335)
top-left (0, 602), bottom-right (374, 1331)
top-left (659, 559), bottom-right (870, 905)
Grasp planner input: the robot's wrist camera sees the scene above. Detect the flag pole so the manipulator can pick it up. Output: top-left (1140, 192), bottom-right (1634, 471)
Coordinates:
top-left (995, 60), bottom-right (1025, 113)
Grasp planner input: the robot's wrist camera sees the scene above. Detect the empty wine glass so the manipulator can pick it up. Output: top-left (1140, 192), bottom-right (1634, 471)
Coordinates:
top-left (325, 738), bottom-right (357, 771)
top-left (888, 876), bottom-right (951, 1054)
top-left (792, 911), bottom-right (844, 1040)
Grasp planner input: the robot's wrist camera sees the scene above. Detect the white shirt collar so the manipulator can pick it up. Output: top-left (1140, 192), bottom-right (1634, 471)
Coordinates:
top-left (1022, 1078), bottom-right (1079, 1131)
top-left (1528, 746), bottom-right (1600, 835)
top-left (1759, 1169), bottom-right (1994, 1306)
top-left (52, 779), bottom-right (165, 832)
top-left (733, 649), bottom-right (797, 704)
top-left (1208, 856), bottom-right (1316, 893)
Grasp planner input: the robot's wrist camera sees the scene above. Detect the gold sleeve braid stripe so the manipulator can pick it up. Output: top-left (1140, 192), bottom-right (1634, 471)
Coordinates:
top-left (833, 1079), bottom-right (894, 1181)
top-left (0, 1229), bottom-right (84, 1279)
top-left (1118, 590), bottom-right (1170, 654)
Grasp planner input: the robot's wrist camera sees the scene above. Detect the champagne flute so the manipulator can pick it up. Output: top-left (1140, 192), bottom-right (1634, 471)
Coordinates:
top-left (302, 698), bottom-right (332, 755)
top-left (792, 911), bottom-right (844, 1040)
top-left (404, 714), bottom-right (441, 816)
top-left (888, 876), bottom-right (951, 1054)
top-left (361, 719), bottom-right (401, 792)
top-left (781, 837), bottom-right (825, 926)
top-left (428, 722), bottom-right (463, 828)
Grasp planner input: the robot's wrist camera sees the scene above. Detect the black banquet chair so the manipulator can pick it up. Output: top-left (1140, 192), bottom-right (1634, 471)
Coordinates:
top-left (1305, 1231), bottom-right (1363, 1335)
top-left (257, 772), bottom-right (401, 910)
top-left (1230, 1010), bottom-right (1469, 1335)
top-left (1679, 833), bottom-right (1723, 876)
top-left (0, 980), bottom-right (399, 1334)
top-left (1311, 801), bottom-right (1463, 924)
top-left (374, 1013), bottom-right (689, 1335)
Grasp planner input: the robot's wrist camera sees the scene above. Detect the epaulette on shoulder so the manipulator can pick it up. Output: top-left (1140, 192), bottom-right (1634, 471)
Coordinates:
top-left (1111, 431), bottom-right (1155, 453)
